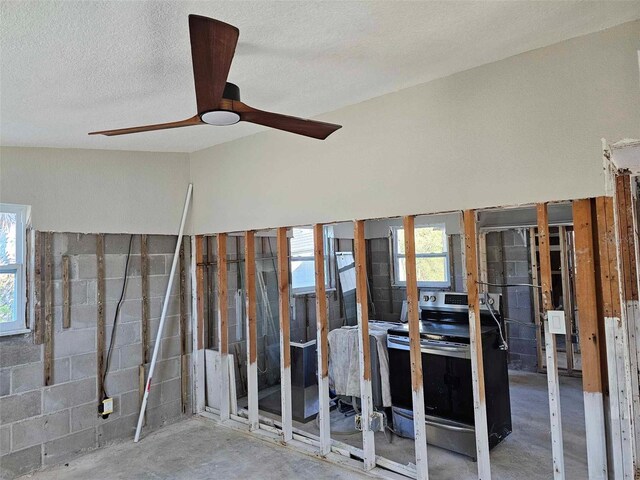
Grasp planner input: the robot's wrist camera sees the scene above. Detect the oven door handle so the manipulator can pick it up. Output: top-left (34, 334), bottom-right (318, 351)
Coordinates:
top-left (387, 336), bottom-right (470, 359)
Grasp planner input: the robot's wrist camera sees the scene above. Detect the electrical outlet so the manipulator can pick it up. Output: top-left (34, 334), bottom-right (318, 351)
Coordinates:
top-left (98, 397), bottom-right (114, 419)
top-left (355, 412), bottom-right (386, 432)
top-left (547, 310), bottom-right (566, 335)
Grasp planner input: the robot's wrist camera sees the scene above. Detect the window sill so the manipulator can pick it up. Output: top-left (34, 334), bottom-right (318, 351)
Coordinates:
top-left (0, 328), bottom-right (32, 338)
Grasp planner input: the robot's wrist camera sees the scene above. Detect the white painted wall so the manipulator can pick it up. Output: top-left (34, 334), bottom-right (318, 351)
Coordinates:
top-left (189, 21), bottom-right (640, 235)
top-left (0, 147), bottom-right (190, 234)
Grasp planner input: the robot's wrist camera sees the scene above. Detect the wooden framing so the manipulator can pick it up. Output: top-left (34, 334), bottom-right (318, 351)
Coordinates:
top-left (192, 235), bottom-right (206, 413)
top-left (43, 232), bottom-right (53, 386)
top-left (276, 227), bottom-right (293, 443)
top-left (537, 203), bottom-right (565, 479)
top-left (529, 227), bottom-right (544, 372)
top-left (558, 227), bottom-right (575, 373)
top-left (402, 216), bottom-right (429, 479)
top-left (62, 255), bottom-right (70, 329)
top-left (353, 220), bottom-right (376, 470)
top-left (140, 234), bottom-right (149, 364)
top-left (179, 238), bottom-right (188, 414)
top-left (33, 230), bottom-right (43, 345)
top-left (478, 232), bottom-right (488, 293)
top-left (96, 233), bottom-right (106, 399)
top-left (572, 199), bottom-right (608, 479)
top-left (245, 230), bottom-right (259, 431)
top-left (462, 211), bottom-right (491, 479)
top-left (313, 223), bottom-right (331, 456)
top-left (217, 233), bottom-right (231, 421)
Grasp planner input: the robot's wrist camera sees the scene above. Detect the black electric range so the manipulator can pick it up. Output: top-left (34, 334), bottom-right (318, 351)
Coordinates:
top-left (386, 291), bottom-right (512, 459)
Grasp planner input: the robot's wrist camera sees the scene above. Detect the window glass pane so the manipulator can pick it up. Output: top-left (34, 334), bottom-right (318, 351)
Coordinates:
top-left (0, 271), bottom-right (16, 323)
top-left (414, 226), bottom-right (445, 254)
top-left (396, 228), bottom-right (405, 255)
top-left (290, 228), bottom-right (314, 258)
top-left (0, 213), bottom-right (17, 266)
top-left (291, 259), bottom-right (315, 291)
top-left (397, 257), bottom-right (407, 283)
top-left (416, 257), bottom-right (447, 283)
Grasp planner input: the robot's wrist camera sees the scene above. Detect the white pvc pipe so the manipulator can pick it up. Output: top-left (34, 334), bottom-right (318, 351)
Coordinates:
top-left (134, 183), bottom-right (193, 442)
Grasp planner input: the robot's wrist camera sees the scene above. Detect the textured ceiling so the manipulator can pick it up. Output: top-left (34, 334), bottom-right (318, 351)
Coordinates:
top-left (1, 1), bottom-right (639, 153)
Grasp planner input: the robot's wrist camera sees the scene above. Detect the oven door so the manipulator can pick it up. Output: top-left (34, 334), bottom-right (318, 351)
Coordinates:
top-left (387, 335), bottom-right (474, 424)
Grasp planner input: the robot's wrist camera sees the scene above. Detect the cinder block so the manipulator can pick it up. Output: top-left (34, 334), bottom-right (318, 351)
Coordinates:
top-left (53, 328), bottom-right (96, 359)
top-left (106, 277), bottom-right (142, 302)
top-left (0, 339), bottom-right (42, 368)
top-left (11, 362), bottom-right (43, 394)
top-left (0, 368), bottom-right (10, 396)
top-left (43, 428), bottom-right (96, 466)
top-left (145, 398), bottom-right (181, 430)
top-left (117, 344), bottom-right (143, 369)
top-left (66, 304), bottom-right (97, 330)
top-left (148, 236), bottom-right (177, 254)
top-left (97, 413), bottom-right (137, 446)
top-left (70, 397), bottom-right (120, 432)
top-left (160, 336), bottom-right (181, 360)
top-left (12, 409), bottom-right (70, 450)
top-left (74, 255), bottom-right (96, 280)
top-left (43, 378), bottom-right (96, 414)
top-left (65, 234), bottom-right (98, 256)
top-left (104, 299), bottom-right (142, 325)
top-left (119, 390), bottom-right (140, 416)
top-left (104, 367), bottom-right (138, 395)
top-left (160, 378), bottom-right (182, 404)
top-left (70, 353), bottom-right (97, 381)
top-left (0, 391), bottom-right (41, 425)
top-left (151, 358), bottom-right (180, 385)
top-left (0, 424), bottom-right (10, 454)
top-left (0, 444), bottom-right (42, 478)
top-left (104, 321), bottom-right (141, 349)
top-left (53, 280), bottom-right (88, 307)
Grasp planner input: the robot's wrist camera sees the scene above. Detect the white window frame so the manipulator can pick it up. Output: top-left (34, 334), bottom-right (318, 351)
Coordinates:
top-left (0, 203), bottom-right (30, 335)
top-left (290, 227), bottom-right (332, 295)
top-left (391, 223), bottom-right (451, 288)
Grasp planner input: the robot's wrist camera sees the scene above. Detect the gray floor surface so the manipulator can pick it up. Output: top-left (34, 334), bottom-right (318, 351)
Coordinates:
top-left (23, 370), bottom-right (587, 480)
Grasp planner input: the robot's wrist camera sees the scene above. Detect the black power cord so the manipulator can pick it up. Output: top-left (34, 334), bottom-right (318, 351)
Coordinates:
top-left (101, 234), bottom-right (134, 400)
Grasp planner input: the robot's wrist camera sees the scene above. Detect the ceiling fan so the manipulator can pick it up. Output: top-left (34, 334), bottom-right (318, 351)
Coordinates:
top-left (89, 15), bottom-right (342, 140)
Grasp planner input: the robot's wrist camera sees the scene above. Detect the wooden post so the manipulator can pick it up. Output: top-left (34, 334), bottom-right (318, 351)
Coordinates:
top-left (62, 256), bottom-right (70, 329)
top-left (276, 227), bottom-right (293, 443)
top-left (462, 210), bottom-right (491, 479)
top-left (33, 231), bottom-right (43, 345)
top-left (313, 223), bottom-right (331, 456)
top-left (245, 230), bottom-right (259, 431)
top-left (572, 199), bottom-right (608, 479)
top-left (192, 235), bottom-right (206, 414)
top-left (195, 236), bottom-right (205, 351)
top-left (559, 227), bottom-right (575, 373)
top-left (43, 232), bottom-right (53, 386)
top-left (179, 238), bottom-right (188, 414)
top-left (402, 216), bottom-right (429, 479)
top-left (536, 203), bottom-right (565, 479)
top-left (529, 227), bottom-right (545, 372)
top-left (354, 220), bottom-right (376, 470)
top-left (140, 235), bottom-right (149, 364)
top-left (217, 233), bottom-right (230, 421)
top-left (96, 234), bottom-right (106, 400)
top-left (612, 174), bottom-right (640, 476)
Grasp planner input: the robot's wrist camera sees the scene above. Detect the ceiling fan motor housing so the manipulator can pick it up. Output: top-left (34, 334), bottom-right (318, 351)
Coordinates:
top-left (200, 83), bottom-right (242, 125)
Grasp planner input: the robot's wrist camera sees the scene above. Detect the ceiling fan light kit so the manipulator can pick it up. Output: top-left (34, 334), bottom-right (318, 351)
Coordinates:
top-left (89, 15), bottom-right (341, 140)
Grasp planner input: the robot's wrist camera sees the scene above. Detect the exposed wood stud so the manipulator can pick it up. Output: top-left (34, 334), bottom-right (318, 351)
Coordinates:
top-left (217, 233), bottom-right (231, 421)
top-left (354, 220), bottom-right (376, 471)
top-left (25, 229), bottom-right (32, 331)
top-left (179, 237), bottom-right (188, 414)
top-left (245, 230), bottom-right (259, 430)
top-left (462, 211), bottom-right (491, 480)
top-left (192, 235), bottom-right (206, 414)
top-left (313, 223), bottom-right (331, 456)
top-left (62, 255), bottom-right (70, 329)
top-left (276, 227), bottom-right (293, 443)
top-left (478, 232), bottom-right (488, 293)
top-left (140, 234), bottom-right (149, 364)
top-left (195, 235), bottom-right (205, 351)
top-left (96, 234), bottom-right (106, 399)
top-left (43, 232), bottom-right (53, 386)
top-left (572, 198), bottom-right (608, 478)
top-left (537, 203), bottom-right (565, 480)
top-left (33, 231), bottom-right (43, 345)
top-left (529, 227), bottom-right (544, 372)
top-left (558, 227), bottom-right (574, 373)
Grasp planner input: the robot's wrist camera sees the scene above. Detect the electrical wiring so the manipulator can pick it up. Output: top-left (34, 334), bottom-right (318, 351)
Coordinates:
top-left (485, 292), bottom-right (508, 351)
top-left (102, 234), bottom-right (134, 400)
top-left (477, 281), bottom-right (541, 289)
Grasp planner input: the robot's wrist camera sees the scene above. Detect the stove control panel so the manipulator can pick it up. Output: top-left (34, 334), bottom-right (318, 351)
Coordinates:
top-left (419, 290), bottom-right (501, 314)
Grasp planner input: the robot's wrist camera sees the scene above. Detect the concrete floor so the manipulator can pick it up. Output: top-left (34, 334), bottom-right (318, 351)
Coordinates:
top-left (22, 417), bottom-right (370, 480)
top-left (24, 370), bottom-right (586, 480)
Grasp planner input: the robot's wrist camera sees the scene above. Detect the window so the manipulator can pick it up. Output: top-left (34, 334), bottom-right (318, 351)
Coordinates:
top-left (1, 204), bottom-right (29, 334)
top-left (289, 227), bottom-right (331, 293)
top-left (392, 224), bottom-right (450, 288)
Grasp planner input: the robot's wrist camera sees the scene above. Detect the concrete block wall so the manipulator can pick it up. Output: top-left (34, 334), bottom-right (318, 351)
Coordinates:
top-left (485, 230), bottom-right (538, 371)
top-left (368, 234), bottom-right (465, 321)
top-left (0, 233), bottom-right (192, 479)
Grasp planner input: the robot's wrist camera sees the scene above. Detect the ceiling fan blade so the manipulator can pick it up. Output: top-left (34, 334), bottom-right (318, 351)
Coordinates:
top-left (89, 115), bottom-right (202, 136)
top-left (189, 15), bottom-right (239, 114)
top-left (235, 102), bottom-right (342, 140)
